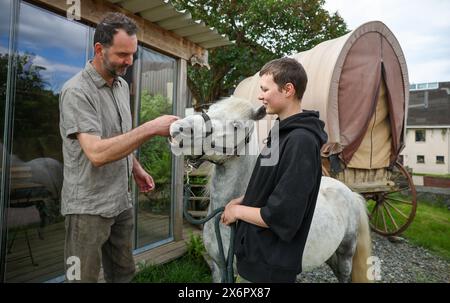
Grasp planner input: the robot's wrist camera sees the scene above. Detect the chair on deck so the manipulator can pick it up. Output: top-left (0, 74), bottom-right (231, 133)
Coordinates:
top-left (7, 166), bottom-right (49, 266)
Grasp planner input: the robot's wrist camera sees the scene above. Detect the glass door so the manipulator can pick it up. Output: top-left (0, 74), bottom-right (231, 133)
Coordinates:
top-left (135, 47), bottom-right (176, 249)
top-left (3, 1), bottom-right (89, 282)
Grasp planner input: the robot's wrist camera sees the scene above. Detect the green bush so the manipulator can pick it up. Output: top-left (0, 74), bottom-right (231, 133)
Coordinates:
top-left (132, 232), bottom-right (211, 283)
top-left (186, 232), bottom-right (206, 260)
top-left (139, 91), bottom-right (173, 185)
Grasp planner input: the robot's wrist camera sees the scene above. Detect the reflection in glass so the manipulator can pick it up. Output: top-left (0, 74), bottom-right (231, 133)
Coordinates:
top-left (137, 48), bottom-right (176, 248)
top-left (4, 2), bottom-right (88, 282)
top-left (0, 0), bottom-right (11, 169)
top-left (0, 0), bottom-right (11, 282)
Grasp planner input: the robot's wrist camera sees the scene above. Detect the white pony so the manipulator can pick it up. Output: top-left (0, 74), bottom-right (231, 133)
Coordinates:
top-left (170, 96), bottom-right (372, 283)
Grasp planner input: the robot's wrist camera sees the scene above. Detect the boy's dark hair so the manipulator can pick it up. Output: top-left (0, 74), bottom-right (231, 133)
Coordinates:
top-left (259, 57), bottom-right (308, 100)
top-left (94, 12), bottom-right (138, 47)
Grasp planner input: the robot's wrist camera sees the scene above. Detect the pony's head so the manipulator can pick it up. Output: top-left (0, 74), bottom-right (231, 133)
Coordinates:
top-left (169, 96), bottom-right (266, 167)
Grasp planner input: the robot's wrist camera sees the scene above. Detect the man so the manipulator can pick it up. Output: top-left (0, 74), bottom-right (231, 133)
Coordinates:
top-left (59, 12), bottom-right (178, 282)
top-left (221, 57), bottom-right (327, 282)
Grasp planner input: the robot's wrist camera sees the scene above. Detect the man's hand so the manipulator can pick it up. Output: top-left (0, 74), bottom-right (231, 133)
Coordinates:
top-left (221, 196), bottom-right (244, 225)
top-left (133, 167), bottom-right (155, 192)
top-left (76, 115), bottom-right (180, 168)
top-left (148, 115), bottom-right (179, 137)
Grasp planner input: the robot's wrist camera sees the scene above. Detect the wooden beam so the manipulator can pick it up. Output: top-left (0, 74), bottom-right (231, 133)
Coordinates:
top-left (173, 59), bottom-right (187, 241)
top-left (29, 0), bottom-right (205, 60)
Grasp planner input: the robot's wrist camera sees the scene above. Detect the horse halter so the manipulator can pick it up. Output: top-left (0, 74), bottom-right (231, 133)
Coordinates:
top-left (197, 110), bottom-right (252, 162)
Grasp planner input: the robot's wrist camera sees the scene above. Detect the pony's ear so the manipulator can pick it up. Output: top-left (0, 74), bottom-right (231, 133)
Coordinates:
top-left (250, 105), bottom-right (267, 120)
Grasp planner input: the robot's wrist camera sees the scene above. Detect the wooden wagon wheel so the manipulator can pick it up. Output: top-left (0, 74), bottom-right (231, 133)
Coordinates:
top-left (365, 162), bottom-right (417, 236)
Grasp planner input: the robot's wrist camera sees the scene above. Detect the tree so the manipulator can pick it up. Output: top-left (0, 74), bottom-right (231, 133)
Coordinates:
top-left (0, 53), bottom-right (62, 161)
top-left (172, 0), bottom-right (348, 107)
top-left (138, 92), bottom-right (173, 213)
top-left (139, 92), bottom-right (173, 185)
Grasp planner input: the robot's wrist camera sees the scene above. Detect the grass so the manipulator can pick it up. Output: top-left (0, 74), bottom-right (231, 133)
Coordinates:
top-left (412, 173), bottom-right (450, 179)
top-left (132, 254), bottom-right (212, 283)
top-left (132, 232), bottom-right (212, 283)
top-left (401, 200), bottom-right (450, 261)
top-left (368, 195), bottom-right (450, 261)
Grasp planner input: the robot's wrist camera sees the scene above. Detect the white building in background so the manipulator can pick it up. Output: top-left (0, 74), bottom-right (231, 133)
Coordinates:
top-left (401, 82), bottom-right (450, 175)
top-left (402, 126), bottom-right (450, 174)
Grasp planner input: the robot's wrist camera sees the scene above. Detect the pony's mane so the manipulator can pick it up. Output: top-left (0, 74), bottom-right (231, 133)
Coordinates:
top-left (208, 96), bottom-right (254, 121)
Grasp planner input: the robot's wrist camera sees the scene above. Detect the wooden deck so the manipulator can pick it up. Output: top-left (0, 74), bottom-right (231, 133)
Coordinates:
top-left (4, 213), bottom-right (201, 283)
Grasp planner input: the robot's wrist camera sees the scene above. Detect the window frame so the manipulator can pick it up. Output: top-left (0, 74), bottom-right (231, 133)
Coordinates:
top-left (415, 129), bottom-right (426, 142)
top-left (436, 156), bottom-right (445, 164)
top-left (417, 155), bottom-right (425, 164)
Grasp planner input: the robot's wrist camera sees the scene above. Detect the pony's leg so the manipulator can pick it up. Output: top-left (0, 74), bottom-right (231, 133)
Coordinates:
top-left (326, 253), bottom-right (339, 279)
top-left (210, 260), bottom-right (222, 283)
top-left (327, 237), bottom-right (357, 283)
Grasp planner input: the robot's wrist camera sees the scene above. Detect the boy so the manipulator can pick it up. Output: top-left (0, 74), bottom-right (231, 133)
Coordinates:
top-left (221, 57), bottom-right (327, 283)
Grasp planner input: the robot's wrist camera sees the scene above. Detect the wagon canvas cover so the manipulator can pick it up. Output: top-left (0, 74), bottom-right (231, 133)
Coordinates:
top-left (234, 21), bottom-right (409, 170)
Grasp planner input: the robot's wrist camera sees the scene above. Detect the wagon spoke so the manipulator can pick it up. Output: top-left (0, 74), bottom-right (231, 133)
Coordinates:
top-left (383, 203), bottom-right (399, 231)
top-left (385, 196), bottom-right (413, 205)
top-left (380, 206), bottom-right (388, 233)
top-left (371, 202), bottom-right (381, 223)
top-left (384, 200), bottom-right (409, 219)
top-left (375, 206), bottom-right (382, 228)
top-left (369, 202), bottom-right (378, 218)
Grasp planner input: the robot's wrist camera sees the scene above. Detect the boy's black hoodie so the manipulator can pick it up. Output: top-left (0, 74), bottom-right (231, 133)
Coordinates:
top-left (234, 110), bottom-right (328, 283)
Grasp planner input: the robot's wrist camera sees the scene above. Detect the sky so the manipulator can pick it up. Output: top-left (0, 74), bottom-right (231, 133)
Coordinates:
top-left (324, 0), bottom-right (450, 84)
top-left (0, 0), bottom-right (88, 92)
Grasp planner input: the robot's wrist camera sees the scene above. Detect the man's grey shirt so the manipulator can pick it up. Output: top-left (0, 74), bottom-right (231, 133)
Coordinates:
top-left (59, 62), bottom-right (133, 217)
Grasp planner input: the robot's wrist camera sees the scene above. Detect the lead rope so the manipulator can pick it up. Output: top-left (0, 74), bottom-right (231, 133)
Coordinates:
top-left (183, 164), bottom-right (235, 283)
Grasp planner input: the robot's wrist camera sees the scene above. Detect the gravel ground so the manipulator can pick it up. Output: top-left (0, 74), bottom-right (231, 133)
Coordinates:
top-left (296, 232), bottom-right (450, 283)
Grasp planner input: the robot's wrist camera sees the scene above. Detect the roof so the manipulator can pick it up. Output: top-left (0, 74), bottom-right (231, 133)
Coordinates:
top-left (107, 0), bottom-right (232, 49)
top-left (408, 82), bottom-right (450, 126)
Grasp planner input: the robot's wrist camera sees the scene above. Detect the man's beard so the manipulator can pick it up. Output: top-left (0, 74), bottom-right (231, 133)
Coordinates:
top-left (103, 54), bottom-right (129, 77)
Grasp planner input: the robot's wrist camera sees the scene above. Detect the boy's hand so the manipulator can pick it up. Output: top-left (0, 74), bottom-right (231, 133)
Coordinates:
top-left (221, 196), bottom-right (243, 225)
top-left (228, 195), bottom-right (244, 206)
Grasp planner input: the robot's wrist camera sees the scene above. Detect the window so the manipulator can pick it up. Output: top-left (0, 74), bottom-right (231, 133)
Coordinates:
top-left (0, 0), bottom-right (11, 282)
top-left (136, 47), bottom-right (176, 249)
top-left (417, 155), bottom-right (425, 163)
top-left (0, 0), bottom-right (11, 171)
top-left (415, 130), bottom-right (426, 142)
top-left (410, 82), bottom-right (439, 91)
top-left (436, 156), bottom-right (445, 164)
top-left (417, 83), bottom-right (427, 90)
top-left (4, 2), bottom-right (89, 282)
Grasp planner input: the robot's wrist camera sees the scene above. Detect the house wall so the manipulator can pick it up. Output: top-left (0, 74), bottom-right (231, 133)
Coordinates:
top-left (401, 127), bottom-right (450, 174)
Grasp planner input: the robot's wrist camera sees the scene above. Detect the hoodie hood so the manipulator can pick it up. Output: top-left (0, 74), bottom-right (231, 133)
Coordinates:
top-left (268, 110), bottom-right (328, 147)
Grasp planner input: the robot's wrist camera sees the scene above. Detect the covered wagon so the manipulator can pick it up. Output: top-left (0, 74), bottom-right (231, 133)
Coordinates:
top-left (234, 21), bottom-right (416, 236)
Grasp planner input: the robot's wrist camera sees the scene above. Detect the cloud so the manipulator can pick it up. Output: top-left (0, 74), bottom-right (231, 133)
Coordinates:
top-left (408, 58), bottom-right (450, 84)
top-left (32, 54), bottom-right (82, 76)
top-left (17, 53), bottom-right (83, 92)
top-left (18, 3), bottom-right (89, 57)
top-left (0, 45), bottom-right (8, 55)
top-left (325, 0), bottom-right (450, 83)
